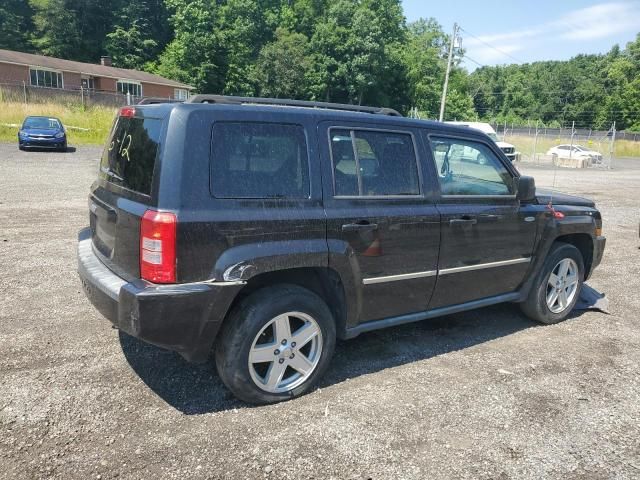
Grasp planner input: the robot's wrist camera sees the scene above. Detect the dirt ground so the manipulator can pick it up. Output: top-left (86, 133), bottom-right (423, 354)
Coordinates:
top-left (1, 143), bottom-right (639, 480)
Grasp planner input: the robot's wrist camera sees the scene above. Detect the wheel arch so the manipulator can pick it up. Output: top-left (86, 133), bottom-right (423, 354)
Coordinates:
top-left (223, 267), bottom-right (349, 339)
top-left (554, 233), bottom-right (594, 278)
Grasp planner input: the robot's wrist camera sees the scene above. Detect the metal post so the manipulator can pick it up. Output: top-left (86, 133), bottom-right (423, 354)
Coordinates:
top-left (503, 120), bottom-right (507, 140)
top-left (23, 80), bottom-right (27, 104)
top-left (533, 120), bottom-right (539, 164)
top-left (609, 121), bottom-right (616, 169)
top-left (569, 121), bottom-right (575, 160)
top-left (439, 23), bottom-right (458, 122)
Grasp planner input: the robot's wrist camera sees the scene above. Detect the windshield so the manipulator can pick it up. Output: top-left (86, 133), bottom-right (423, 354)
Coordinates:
top-left (574, 145), bottom-right (588, 151)
top-left (23, 117), bottom-right (61, 129)
top-left (487, 133), bottom-right (499, 142)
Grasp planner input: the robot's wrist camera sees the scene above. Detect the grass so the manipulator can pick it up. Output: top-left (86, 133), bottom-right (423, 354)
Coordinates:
top-left (506, 134), bottom-right (640, 159)
top-left (0, 101), bottom-right (116, 145)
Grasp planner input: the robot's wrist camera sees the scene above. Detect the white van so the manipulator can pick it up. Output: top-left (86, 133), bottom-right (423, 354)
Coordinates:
top-left (446, 122), bottom-right (520, 162)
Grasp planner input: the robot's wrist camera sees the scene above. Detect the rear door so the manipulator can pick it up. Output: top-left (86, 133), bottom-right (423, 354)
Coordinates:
top-left (319, 121), bottom-right (440, 326)
top-left (425, 133), bottom-right (537, 308)
top-left (89, 110), bottom-right (164, 280)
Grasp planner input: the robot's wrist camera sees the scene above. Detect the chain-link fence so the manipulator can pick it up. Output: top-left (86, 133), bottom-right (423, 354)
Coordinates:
top-left (0, 81), bottom-right (141, 108)
top-left (493, 121), bottom-right (640, 169)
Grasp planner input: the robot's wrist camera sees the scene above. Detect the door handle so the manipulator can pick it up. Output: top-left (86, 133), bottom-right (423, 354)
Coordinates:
top-left (449, 217), bottom-right (477, 226)
top-left (342, 222), bottom-right (378, 232)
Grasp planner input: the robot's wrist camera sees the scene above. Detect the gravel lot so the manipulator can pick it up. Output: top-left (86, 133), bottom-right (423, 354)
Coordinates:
top-left (1, 143), bottom-right (639, 480)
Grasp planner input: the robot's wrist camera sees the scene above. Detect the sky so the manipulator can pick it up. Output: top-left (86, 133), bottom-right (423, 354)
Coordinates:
top-left (401, 0), bottom-right (640, 69)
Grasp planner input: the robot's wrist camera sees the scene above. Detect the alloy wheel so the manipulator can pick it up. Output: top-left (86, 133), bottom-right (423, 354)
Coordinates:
top-left (248, 312), bottom-right (323, 393)
top-left (546, 258), bottom-right (579, 314)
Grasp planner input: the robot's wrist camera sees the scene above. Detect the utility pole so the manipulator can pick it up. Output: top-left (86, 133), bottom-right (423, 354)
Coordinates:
top-left (439, 22), bottom-right (459, 122)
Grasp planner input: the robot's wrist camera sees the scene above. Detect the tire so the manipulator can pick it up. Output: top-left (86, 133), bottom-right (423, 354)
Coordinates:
top-left (18, 145), bottom-right (24, 151)
top-left (215, 284), bottom-right (336, 404)
top-left (520, 242), bottom-right (584, 324)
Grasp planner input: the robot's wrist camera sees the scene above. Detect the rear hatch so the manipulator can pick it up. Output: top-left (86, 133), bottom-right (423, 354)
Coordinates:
top-left (89, 107), bottom-right (165, 280)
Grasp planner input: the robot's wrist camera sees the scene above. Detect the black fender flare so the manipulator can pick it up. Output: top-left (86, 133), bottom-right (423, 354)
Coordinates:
top-left (211, 238), bottom-right (363, 336)
top-left (518, 212), bottom-right (597, 300)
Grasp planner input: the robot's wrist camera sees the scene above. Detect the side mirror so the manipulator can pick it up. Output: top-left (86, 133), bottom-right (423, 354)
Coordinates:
top-left (516, 176), bottom-right (536, 203)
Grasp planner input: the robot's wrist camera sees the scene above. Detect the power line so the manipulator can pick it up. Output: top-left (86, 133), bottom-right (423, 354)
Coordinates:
top-left (459, 26), bottom-right (524, 64)
top-left (462, 55), bottom-right (485, 68)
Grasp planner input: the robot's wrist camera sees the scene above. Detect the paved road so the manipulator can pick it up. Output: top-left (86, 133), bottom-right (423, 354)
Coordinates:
top-left (1, 143), bottom-right (638, 479)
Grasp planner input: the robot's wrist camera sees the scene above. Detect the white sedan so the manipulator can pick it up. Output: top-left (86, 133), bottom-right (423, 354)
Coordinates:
top-left (547, 144), bottom-right (603, 163)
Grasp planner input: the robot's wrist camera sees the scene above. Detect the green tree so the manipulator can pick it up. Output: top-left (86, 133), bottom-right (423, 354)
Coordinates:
top-left (0, 0), bottom-right (33, 52)
top-left (31, 0), bottom-right (118, 62)
top-left (156, 0), bottom-right (225, 92)
top-left (106, 0), bottom-right (173, 70)
top-left (403, 18), bottom-right (449, 116)
top-left (253, 28), bottom-right (311, 98)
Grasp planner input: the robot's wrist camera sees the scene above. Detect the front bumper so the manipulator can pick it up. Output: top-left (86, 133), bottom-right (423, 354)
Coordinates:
top-left (503, 152), bottom-right (520, 162)
top-left (77, 228), bottom-right (243, 362)
top-left (589, 235), bottom-right (606, 278)
top-left (19, 137), bottom-right (66, 148)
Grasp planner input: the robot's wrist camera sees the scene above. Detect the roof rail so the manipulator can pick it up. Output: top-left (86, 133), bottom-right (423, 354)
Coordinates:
top-left (137, 97), bottom-right (184, 105)
top-left (185, 94), bottom-right (402, 117)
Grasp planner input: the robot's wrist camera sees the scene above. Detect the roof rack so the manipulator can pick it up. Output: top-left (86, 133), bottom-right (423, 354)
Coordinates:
top-left (185, 94), bottom-right (402, 117)
top-left (137, 97), bottom-right (184, 105)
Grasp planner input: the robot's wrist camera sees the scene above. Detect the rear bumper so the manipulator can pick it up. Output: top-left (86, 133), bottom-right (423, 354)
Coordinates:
top-left (77, 228), bottom-right (243, 362)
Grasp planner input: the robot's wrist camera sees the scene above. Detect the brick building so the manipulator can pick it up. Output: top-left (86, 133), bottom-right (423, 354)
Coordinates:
top-left (0, 48), bottom-right (193, 100)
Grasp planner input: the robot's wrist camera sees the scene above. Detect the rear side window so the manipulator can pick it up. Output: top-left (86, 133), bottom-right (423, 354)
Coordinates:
top-left (100, 116), bottom-right (162, 196)
top-left (330, 129), bottom-right (420, 197)
top-left (210, 123), bottom-right (310, 199)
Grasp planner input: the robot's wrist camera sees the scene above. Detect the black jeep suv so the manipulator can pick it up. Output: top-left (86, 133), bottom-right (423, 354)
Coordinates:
top-left (78, 95), bottom-right (606, 404)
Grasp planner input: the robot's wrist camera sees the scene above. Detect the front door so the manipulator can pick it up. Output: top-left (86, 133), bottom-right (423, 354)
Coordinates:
top-left (425, 134), bottom-right (537, 308)
top-left (320, 122), bottom-right (440, 326)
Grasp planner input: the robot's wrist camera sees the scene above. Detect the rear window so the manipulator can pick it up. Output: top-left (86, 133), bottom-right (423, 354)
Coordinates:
top-left (210, 122), bottom-right (310, 199)
top-left (100, 116), bottom-right (162, 196)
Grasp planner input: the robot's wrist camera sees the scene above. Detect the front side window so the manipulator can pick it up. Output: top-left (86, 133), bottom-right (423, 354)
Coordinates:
top-left (210, 122), bottom-right (310, 199)
top-left (29, 68), bottom-right (63, 88)
top-left (429, 137), bottom-right (514, 196)
top-left (117, 80), bottom-right (142, 97)
top-left (330, 129), bottom-right (420, 197)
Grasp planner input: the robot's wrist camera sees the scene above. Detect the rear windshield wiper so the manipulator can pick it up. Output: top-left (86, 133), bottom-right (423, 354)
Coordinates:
top-left (100, 165), bottom-right (124, 182)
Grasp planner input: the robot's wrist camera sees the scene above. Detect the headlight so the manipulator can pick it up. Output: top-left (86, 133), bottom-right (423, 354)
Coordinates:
top-left (19, 130), bottom-right (27, 138)
top-left (55, 131), bottom-right (65, 138)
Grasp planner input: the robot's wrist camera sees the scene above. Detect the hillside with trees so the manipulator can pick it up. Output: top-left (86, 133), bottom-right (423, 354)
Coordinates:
top-left (0, 0), bottom-right (638, 130)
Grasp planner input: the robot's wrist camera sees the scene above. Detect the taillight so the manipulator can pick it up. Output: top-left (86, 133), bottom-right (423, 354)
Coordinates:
top-left (140, 210), bottom-right (177, 283)
top-left (120, 106), bottom-right (136, 118)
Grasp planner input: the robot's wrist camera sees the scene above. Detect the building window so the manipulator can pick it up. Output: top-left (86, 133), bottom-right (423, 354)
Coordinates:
top-left (174, 88), bottom-right (189, 100)
top-left (81, 77), bottom-right (95, 90)
top-left (116, 80), bottom-right (142, 97)
top-left (29, 68), bottom-right (63, 89)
